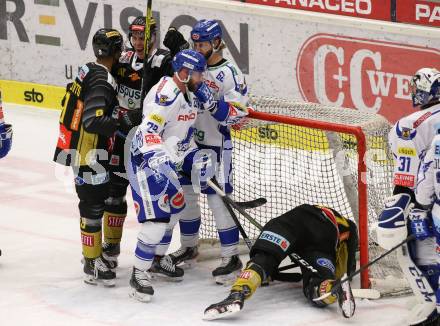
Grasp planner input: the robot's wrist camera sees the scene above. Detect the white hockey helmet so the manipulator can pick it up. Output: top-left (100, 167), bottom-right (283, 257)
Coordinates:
top-left (410, 67), bottom-right (440, 108)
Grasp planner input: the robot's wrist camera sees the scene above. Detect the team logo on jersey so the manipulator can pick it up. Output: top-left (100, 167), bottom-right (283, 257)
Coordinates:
top-left (159, 95), bottom-right (169, 105)
top-left (129, 72), bottom-right (141, 82)
top-left (158, 194), bottom-right (170, 212)
top-left (396, 124), bottom-right (417, 140)
top-left (259, 231), bottom-right (290, 251)
top-left (171, 191), bottom-right (185, 209)
top-left (317, 258), bottom-right (336, 274)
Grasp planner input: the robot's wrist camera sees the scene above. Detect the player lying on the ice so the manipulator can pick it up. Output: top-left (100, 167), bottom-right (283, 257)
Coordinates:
top-left (203, 204), bottom-right (358, 320)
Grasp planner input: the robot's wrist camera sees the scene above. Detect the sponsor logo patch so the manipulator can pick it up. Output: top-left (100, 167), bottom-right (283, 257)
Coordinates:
top-left (149, 114), bottom-right (164, 125)
top-left (57, 124), bottom-right (72, 150)
top-left (397, 147), bottom-right (416, 156)
top-left (110, 154), bottom-right (120, 166)
top-left (393, 173), bottom-right (415, 187)
top-left (259, 231), bottom-right (290, 251)
top-left (81, 233), bottom-right (94, 247)
top-left (107, 215), bottom-right (125, 227)
top-left (145, 134), bottom-right (162, 145)
top-left (317, 258), bottom-right (336, 274)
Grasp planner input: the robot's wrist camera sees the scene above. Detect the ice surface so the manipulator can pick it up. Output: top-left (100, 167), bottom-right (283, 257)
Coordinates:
top-left (0, 104), bottom-right (413, 325)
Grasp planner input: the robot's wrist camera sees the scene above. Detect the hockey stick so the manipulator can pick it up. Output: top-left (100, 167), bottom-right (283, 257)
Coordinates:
top-left (314, 234), bottom-right (416, 302)
top-left (140, 0), bottom-right (153, 107)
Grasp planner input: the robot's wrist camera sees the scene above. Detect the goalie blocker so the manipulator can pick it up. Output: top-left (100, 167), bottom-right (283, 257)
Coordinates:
top-left (204, 204), bottom-right (358, 320)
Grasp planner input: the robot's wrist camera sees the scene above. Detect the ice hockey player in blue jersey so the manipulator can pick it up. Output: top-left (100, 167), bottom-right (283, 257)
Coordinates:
top-left (0, 91), bottom-right (12, 159)
top-left (377, 68), bottom-right (440, 326)
top-left (127, 48), bottom-right (248, 302)
top-left (163, 19), bottom-right (249, 285)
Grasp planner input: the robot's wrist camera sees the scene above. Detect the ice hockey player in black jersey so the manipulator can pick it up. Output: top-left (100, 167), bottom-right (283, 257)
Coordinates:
top-left (101, 16), bottom-right (179, 269)
top-left (204, 204), bottom-right (358, 320)
top-left (53, 28), bottom-right (123, 287)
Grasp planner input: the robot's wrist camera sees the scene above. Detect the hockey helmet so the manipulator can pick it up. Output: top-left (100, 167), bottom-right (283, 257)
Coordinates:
top-left (92, 28), bottom-right (123, 58)
top-left (190, 19), bottom-right (222, 43)
top-left (410, 67), bottom-right (440, 108)
top-left (172, 49), bottom-right (206, 73)
top-left (129, 16), bottom-right (157, 39)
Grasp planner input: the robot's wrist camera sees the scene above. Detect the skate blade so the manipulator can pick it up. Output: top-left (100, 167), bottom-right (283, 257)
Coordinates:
top-left (83, 275), bottom-right (116, 287)
top-left (149, 273), bottom-right (183, 282)
top-left (214, 271), bottom-right (241, 286)
top-left (129, 290), bottom-right (152, 303)
top-left (203, 303), bottom-right (241, 321)
top-left (178, 258), bottom-right (197, 270)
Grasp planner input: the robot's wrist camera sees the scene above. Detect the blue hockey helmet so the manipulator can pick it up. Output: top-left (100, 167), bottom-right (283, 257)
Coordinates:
top-left (190, 19), bottom-right (222, 43)
top-left (172, 49), bottom-right (206, 73)
top-left (410, 67), bottom-right (440, 108)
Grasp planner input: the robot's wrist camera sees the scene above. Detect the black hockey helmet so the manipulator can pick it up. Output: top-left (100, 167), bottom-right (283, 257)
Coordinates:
top-left (92, 28), bottom-right (123, 58)
top-left (128, 16), bottom-right (157, 39)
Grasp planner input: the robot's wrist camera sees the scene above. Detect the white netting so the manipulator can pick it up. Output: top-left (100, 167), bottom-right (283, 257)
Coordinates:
top-left (198, 96), bottom-right (409, 295)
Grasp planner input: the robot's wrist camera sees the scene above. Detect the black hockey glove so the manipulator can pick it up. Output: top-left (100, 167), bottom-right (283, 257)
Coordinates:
top-left (163, 27), bottom-right (189, 57)
top-left (118, 110), bottom-right (142, 135)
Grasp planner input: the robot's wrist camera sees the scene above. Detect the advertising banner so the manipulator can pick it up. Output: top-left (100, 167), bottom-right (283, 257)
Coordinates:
top-left (244, 0), bottom-right (390, 20)
top-left (396, 0), bottom-right (440, 27)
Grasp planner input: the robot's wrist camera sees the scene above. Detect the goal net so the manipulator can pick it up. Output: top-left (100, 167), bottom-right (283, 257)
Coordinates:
top-left (198, 96), bottom-right (410, 295)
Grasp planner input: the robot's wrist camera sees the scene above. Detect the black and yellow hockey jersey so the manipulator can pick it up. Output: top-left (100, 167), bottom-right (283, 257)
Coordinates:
top-left (53, 62), bottom-right (119, 167)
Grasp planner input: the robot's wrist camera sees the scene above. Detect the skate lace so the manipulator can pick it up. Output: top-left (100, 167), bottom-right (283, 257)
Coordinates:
top-left (93, 258), bottom-right (110, 278)
top-left (219, 256), bottom-right (232, 268)
top-left (171, 247), bottom-right (187, 259)
top-left (160, 255), bottom-right (177, 272)
top-left (134, 269), bottom-right (152, 287)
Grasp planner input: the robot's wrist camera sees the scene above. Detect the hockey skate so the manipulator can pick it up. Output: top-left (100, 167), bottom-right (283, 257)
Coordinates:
top-left (212, 255), bottom-right (243, 285)
top-left (203, 290), bottom-right (245, 320)
top-left (129, 267), bottom-right (154, 302)
top-left (168, 246), bottom-right (199, 269)
top-left (102, 242), bottom-right (120, 269)
top-left (83, 256), bottom-right (116, 287)
top-left (335, 275), bottom-right (356, 318)
top-left (148, 255), bottom-right (184, 281)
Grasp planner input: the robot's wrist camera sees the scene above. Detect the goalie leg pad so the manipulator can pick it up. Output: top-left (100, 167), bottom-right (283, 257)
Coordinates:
top-left (397, 242), bottom-right (437, 325)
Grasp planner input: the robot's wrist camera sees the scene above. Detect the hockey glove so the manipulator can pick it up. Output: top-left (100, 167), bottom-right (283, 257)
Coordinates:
top-left (194, 82), bottom-right (217, 112)
top-left (0, 124), bottom-right (12, 159)
top-left (141, 149), bottom-right (178, 183)
top-left (409, 209), bottom-right (433, 240)
top-left (118, 110), bottom-right (142, 135)
top-left (163, 27), bottom-right (190, 57)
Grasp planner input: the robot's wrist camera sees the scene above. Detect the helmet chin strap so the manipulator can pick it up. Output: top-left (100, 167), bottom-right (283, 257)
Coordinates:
top-left (175, 71), bottom-right (190, 84)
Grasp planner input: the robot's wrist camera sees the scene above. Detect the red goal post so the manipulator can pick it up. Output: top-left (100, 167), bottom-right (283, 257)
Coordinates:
top-left (248, 109), bottom-right (370, 288)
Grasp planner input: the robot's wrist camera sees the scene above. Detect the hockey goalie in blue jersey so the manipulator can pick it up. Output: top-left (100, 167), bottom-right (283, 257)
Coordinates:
top-left (377, 68), bottom-right (440, 326)
top-left (0, 91), bottom-right (12, 159)
top-left (126, 49), bottom-right (248, 302)
top-left (163, 19), bottom-right (250, 284)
